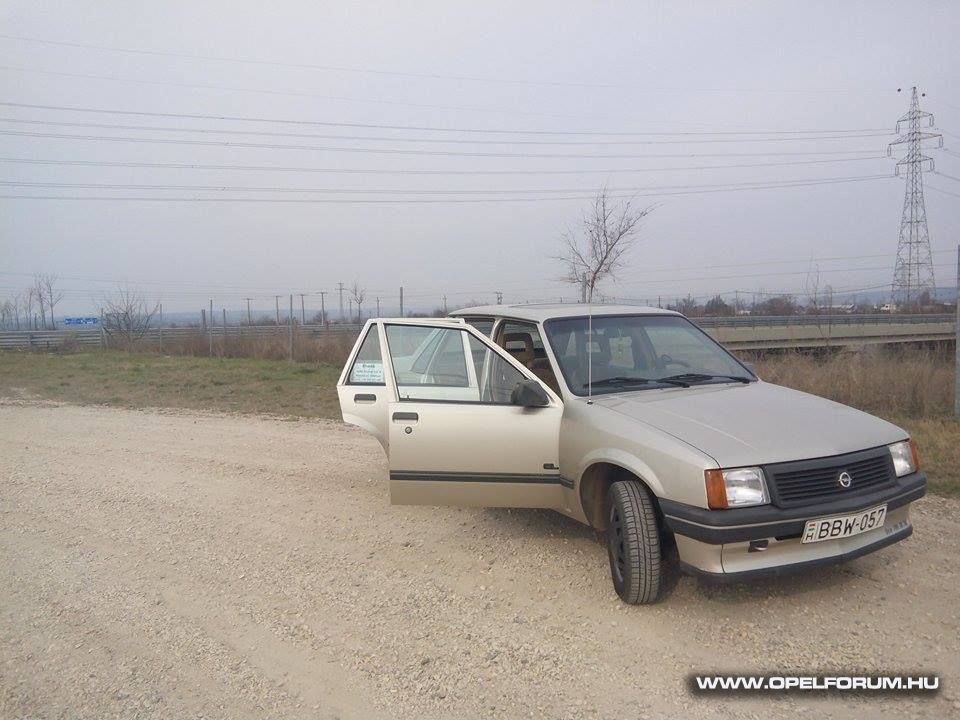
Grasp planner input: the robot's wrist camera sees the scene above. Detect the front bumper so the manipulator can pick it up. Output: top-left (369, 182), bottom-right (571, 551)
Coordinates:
top-left (660, 472), bottom-right (925, 579)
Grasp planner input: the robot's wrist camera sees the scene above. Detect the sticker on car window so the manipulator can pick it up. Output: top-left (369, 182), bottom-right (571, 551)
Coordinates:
top-left (351, 362), bottom-right (384, 383)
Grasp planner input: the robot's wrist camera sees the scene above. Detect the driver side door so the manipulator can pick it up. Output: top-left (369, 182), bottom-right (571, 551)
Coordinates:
top-left (382, 321), bottom-right (565, 508)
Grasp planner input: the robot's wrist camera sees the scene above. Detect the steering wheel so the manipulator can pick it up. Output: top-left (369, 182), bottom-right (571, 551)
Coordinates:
top-left (659, 353), bottom-right (691, 369)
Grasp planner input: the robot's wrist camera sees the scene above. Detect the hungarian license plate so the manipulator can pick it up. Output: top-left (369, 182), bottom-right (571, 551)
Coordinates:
top-left (801, 504), bottom-right (887, 544)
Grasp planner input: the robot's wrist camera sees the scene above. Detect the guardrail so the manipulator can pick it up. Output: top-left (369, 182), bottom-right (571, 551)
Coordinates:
top-left (694, 313), bottom-right (953, 328)
top-left (0, 323), bottom-right (362, 351)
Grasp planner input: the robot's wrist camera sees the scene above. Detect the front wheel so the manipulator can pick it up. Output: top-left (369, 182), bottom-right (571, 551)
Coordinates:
top-left (606, 480), bottom-right (663, 604)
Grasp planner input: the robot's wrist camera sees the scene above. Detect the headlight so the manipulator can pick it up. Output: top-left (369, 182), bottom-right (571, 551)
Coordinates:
top-left (704, 467), bottom-right (769, 509)
top-left (888, 440), bottom-right (919, 477)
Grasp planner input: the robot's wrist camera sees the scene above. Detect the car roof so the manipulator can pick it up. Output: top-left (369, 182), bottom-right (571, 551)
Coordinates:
top-left (449, 303), bottom-right (681, 323)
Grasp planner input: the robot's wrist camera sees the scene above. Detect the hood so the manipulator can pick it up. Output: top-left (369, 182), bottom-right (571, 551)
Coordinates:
top-left (593, 381), bottom-right (906, 468)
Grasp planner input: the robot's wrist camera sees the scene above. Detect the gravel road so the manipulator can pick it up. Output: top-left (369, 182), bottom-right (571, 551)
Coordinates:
top-left (1, 400), bottom-right (957, 719)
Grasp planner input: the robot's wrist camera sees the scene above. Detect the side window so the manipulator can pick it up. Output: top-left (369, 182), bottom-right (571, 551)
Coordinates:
top-left (347, 326), bottom-right (385, 385)
top-left (498, 320), bottom-right (561, 395)
top-left (466, 335), bottom-right (527, 404)
top-left (384, 325), bottom-right (530, 405)
top-left (461, 317), bottom-right (494, 336)
top-left (386, 325), bottom-right (477, 401)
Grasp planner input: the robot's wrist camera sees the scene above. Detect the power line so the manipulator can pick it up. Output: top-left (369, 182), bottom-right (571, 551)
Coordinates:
top-left (0, 34), bottom-right (890, 95)
top-left (0, 65), bottom-right (568, 119)
top-left (927, 184), bottom-right (960, 199)
top-left (0, 174), bottom-right (894, 203)
top-left (0, 173), bottom-right (893, 195)
top-left (0, 101), bottom-right (891, 137)
top-left (0, 130), bottom-right (885, 160)
top-left (0, 155), bottom-right (888, 175)
top-left (0, 117), bottom-right (891, 146)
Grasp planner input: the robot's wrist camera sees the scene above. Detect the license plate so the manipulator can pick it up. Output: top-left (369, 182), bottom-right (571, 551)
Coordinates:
top-left (801, 504), bottom-right (887, 544)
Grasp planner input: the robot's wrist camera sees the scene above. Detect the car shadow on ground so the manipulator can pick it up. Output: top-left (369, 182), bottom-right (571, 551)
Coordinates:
top-left (480, 506), bottom-right (891, 604)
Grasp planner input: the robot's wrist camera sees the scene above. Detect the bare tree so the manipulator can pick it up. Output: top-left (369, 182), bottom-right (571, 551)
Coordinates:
top-left (350, 281), bottom-right (366, 322)
top-left (22, 287), bottom-right (35, 329)
top-left (558, 188), bottom-right (651, 303)
top-left (37, 274), bottom-right (63, 329)
top-left (101, 287), bottom-right (160, 349)
top-left (31, 276), bottom-right (48, 329)
top-left (0, 299), bottom-right (11, 329)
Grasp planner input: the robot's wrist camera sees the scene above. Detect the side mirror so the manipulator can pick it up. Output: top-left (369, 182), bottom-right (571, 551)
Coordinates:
top-left (511, 379), bottom-right (550, 408)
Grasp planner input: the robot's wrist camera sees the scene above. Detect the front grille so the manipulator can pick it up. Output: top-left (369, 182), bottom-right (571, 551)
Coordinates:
top-left (764, 448), bottom-right (896, 507)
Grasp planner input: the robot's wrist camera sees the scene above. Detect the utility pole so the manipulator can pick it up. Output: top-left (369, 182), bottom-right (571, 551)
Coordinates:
top-left (244, 297), bottom-right (252, 325)
top-left (298, 293), bottom-right (307, 324)
top-left (288, 294), bottom-right (294, 361)
top-left (318, 291), bottom-right (327, 327)
top-left (495, 290), bottom-right (503, 305)
top-left (399, 286), bottom-right (404, 317)
top-left (348, 299), bottom-right (353, 321)
top-left (443, 294), bottom-right (448, 314)
top-left (376, 297), bottom-right (381, 316)
top-left (274, 295), bottom-right (281, 325)
top-left (888, 87), bottom-right (942, 308)
top-left (159, 303), bottom-right (163, 326)
top-left (208, 299), bottom-right (214, 356)
top-left (337, 282), bottom-right (345, 322)
top-left (955, 244), bottom-right (959, 416)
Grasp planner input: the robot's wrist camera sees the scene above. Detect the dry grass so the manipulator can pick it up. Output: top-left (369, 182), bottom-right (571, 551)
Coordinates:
top-left (0, 352), bottom-right (342, 419)
top-left (138, 329), bottom-right (355, 365)
top-left (754, 349), bottom-right (958, 496)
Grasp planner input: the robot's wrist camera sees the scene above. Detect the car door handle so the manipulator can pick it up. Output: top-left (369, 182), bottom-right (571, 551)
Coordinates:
top-left (354, 393), bottom-right (377, 403)
top-left (392, 412), bottom-right (419, 422)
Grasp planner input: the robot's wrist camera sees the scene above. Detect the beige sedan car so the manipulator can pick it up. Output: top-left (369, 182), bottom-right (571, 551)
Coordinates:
top-left (337, 305), bottom-right (926, 604)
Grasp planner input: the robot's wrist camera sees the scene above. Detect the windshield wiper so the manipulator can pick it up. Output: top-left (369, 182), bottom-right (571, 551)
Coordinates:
top-left (585, 376), bottom-right (691, 389)
top-left (659, 373), bottom-right (752, 385)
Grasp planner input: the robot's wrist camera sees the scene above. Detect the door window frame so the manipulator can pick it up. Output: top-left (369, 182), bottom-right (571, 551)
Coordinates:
top-left (380, 320), bottom-right (562, 407)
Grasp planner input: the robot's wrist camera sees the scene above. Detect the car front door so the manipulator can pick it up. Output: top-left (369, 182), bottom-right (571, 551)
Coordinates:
top-left (381, 320), bottom-right (565, 508)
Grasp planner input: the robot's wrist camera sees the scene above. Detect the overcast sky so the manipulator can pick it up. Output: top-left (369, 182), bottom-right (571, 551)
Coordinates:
top-left (1, 1), bottom-right (958, 317)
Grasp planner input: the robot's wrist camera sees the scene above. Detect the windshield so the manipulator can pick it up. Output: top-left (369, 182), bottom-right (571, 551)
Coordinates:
top-left (543, 314), bottom-right (754, 396)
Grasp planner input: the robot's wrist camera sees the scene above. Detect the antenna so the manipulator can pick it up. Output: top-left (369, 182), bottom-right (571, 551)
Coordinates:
top-left (587, 289), bottom-right (593, 405)
top-left (889, 87), bottom-right (942, 306)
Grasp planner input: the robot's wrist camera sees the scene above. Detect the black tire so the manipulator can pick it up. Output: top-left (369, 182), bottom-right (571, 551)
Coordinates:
top-left (605, 480), bottom-right (662, 604)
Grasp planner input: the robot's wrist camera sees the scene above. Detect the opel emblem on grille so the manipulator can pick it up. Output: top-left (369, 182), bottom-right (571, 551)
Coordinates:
top-left (838, 471), bottom-right (853, 488)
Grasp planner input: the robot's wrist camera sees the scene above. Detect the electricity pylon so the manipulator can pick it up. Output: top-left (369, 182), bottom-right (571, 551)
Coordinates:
top-left (887, 87), bottom-right (943, 306)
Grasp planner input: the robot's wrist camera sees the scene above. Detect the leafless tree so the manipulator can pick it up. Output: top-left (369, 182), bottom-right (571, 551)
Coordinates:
top-left (101, 287), bottom-right (160, 349)
top-left (350, 281), bottom-right (366, 322)
top-left (37, 274), bottom-right (63, 329)
top-left (0, 299), bottom-right (11, 329)
top-left (22, 287), bottom-right (35, 329)
top-left (31, 277), bottom-right (48, 329)
top-left (558, 188), bottom-right (652, 303)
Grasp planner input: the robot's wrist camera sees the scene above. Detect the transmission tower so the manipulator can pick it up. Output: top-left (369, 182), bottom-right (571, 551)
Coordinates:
top-left (887, 87), bottom-right (943, 306)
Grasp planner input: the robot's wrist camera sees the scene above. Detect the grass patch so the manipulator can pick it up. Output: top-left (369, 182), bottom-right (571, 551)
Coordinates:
top-left (0, 351), bottom-right (342, 419)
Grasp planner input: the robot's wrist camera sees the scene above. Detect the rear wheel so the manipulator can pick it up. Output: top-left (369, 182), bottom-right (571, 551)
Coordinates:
top-left (606, 480), bottom-right (662, 604)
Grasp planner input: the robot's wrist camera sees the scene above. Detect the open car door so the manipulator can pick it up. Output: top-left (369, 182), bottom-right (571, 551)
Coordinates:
top-left (379, 319), bottom-right (565, 508)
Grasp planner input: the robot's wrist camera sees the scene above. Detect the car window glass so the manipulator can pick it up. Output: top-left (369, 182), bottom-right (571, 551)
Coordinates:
top-left (347, 326), bottom-right (385, 385)
top-left (386, 325), bottom-right (478, 401)
top-left (462, 317), bottom-right (494, 336)
top-left (466, 335), bottom-right (527, 404)
top-left (642, 324), bottom-right (734, 375)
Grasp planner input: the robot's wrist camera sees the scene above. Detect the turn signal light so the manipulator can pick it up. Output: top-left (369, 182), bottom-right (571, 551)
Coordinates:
top-left (704, 469), bottom-right (728, 510)
top-left (909, 438), bottom-right (921, 472)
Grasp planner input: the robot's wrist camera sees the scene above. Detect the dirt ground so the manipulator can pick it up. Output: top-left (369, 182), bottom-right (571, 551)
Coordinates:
top-left (1, 400), bottom-right (957, 719)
